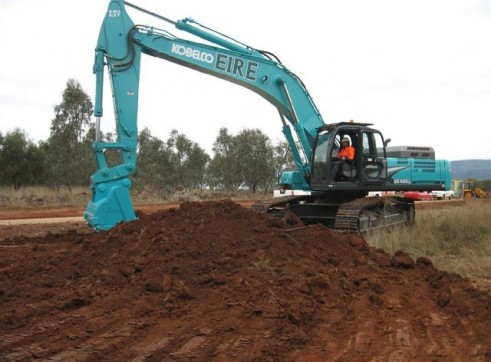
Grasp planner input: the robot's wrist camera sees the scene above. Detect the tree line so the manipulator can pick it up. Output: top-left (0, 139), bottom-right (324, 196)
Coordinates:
top-left (0, 79), bottom-right (295, 193)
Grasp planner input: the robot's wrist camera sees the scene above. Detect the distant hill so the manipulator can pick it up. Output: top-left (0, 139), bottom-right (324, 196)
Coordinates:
top-left (450, 160), bottom-right (491, 180)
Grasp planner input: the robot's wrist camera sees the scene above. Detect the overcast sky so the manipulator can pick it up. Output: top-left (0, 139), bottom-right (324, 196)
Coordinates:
top-left (1, 0), bottom-right (489, 161)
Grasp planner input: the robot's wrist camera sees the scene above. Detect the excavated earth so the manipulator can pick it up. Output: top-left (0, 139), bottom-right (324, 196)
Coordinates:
top-left (0, 200), bottom-right (490, 361)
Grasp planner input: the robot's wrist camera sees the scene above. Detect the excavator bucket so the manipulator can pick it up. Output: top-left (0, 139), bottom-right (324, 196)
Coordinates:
top-left (84, 179), bottom-right (137, 230)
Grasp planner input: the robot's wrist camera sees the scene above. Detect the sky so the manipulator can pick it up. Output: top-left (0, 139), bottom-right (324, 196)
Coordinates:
top-left (0, 0), bottom-right (489, 161)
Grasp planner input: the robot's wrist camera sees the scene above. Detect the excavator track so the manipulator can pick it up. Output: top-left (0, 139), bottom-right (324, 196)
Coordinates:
top-left (251, 195), bottom-right (311, 216)
top-left (253, 195), bottom-right (415, 233)
top-left (334, 196), bottom-right (415, 233)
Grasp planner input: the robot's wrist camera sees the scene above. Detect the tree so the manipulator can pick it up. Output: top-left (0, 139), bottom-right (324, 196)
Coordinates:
top-left (0, 129), bottom-right (44, 188)
top-left (272, 140), bottom-right (296, 188)
top-left (207, 128), bottom-right (276, 192)
top-left (166, 130), bottom-right (209, 189)
top-left (44, 79), bottom-right (95, 189)
top-left (207, 128), bottom-right (242, 190)
top-left (234, 129), bottom-right (275, 193)
top-left (133, 127), bottom-right (173, 194)
top-left (50, 79), bottom-right (93, 143)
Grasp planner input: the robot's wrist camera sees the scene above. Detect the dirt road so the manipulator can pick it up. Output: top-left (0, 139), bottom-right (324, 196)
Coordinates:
top-left (1, 200), bottom-right (490, 361)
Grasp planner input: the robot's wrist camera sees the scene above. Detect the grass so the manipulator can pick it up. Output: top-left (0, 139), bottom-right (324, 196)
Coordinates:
top-left (0, 186), bottom-right (271, 208)
top-left (0, 186), bottom-right (91, 208)
top-left (364, 199), bottom-right (491, 278)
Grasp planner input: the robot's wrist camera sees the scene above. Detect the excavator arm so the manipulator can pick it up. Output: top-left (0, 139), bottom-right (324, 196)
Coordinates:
top-left (85, 0), bottom-right (325, 230)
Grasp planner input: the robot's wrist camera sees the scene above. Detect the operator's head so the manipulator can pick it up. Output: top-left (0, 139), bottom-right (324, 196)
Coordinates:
top-left (341, 137), bottom-right (350, 146)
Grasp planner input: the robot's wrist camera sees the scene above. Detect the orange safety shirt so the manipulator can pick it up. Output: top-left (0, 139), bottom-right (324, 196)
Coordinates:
top-left (338, 146), bottom-right (355, 160)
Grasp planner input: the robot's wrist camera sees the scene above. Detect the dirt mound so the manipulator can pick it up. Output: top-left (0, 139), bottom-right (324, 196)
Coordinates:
top-left (1, 200), bottom-right (490, 361)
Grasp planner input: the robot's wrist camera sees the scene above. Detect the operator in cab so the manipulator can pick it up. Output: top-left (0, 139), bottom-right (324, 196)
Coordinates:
top-left (331, 136), bottom-right (355, 180)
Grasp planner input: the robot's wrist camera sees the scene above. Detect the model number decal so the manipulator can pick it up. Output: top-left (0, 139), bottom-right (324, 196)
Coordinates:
top-left (108, 9), bottom-right (121, 17)
top-left (394, 179), bottom-right (411, 184)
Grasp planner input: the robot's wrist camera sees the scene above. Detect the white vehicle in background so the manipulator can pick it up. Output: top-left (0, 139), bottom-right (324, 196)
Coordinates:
top-left (431, 190), bottom-right (454, 200)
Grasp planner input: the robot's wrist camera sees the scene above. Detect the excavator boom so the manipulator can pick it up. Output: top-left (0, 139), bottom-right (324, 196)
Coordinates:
top-left (85, 0), bottom-right (324, 229)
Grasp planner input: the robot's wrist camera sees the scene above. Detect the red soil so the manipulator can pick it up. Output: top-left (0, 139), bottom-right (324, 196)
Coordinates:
top-left (0, 200), bottom-right (489, 361)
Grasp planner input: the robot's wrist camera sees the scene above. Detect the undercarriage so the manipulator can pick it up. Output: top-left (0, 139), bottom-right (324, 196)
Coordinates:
top-left (252, 195), bottom-right (415, 233)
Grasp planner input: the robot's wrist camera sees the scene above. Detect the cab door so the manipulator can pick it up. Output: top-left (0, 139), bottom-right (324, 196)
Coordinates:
top-left (310, 131), bottom-right (334, 187)
top-left (359, 131), bottom-right (387, 183)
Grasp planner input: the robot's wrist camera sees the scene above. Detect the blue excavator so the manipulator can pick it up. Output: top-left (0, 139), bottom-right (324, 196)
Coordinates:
top-left (84, 0), bottom-right (451, 232)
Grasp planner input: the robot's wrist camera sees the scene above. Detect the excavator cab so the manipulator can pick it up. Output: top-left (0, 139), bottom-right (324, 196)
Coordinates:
top-left (310, 122), bottom-right (388, 190)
